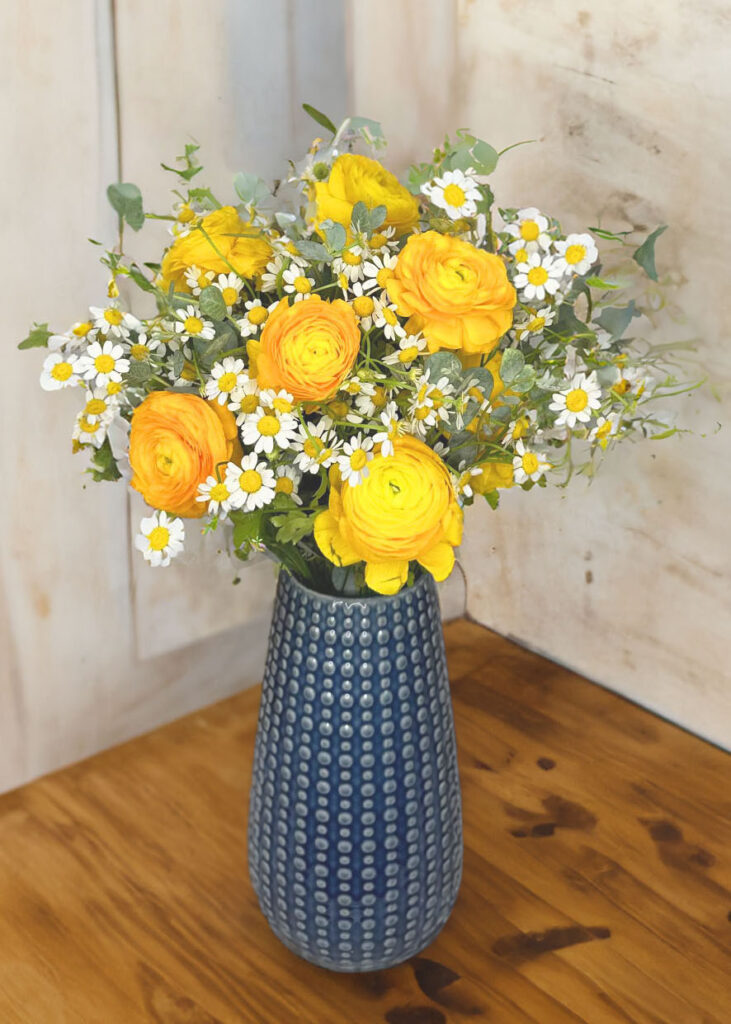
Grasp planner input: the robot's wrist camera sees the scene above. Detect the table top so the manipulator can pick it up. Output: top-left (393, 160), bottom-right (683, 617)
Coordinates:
top-left (0, 619), bottom-right (729, 1024)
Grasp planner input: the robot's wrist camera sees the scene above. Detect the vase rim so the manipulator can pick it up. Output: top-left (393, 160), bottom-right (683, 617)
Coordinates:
top-left (280, 568), bottom-right (432, 607)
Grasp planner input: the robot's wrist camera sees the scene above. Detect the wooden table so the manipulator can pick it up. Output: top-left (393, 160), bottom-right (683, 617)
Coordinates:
top-left (0, 620), bottom-right (729, 1024)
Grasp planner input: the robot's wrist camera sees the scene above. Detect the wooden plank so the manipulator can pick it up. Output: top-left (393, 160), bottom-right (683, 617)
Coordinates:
top-left (0, 619), bottom-right (728, 1022)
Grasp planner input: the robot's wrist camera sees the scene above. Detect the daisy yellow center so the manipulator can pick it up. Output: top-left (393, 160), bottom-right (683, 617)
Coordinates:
top-left (104, 308), bottom-right (123, 326)
top-left (247, 305), bottom-right (268, 325)
top-left (73, 322), bottom-right (92, 337)
top-left (566, 388), bottom-right (588, 412)
top-left (239, 394), bottom-right (259, 414)
top-left (94, 353), bottom-right (115, 373)
top-left (130, 344), bottom-right (148, 360)
top-left (275, 476), bottom-right (294, 495)
top-left (415, 406), bottom-right (431, 421)
top-left (430, 388), bottom-right (445, 408)
top-left (373, 387), bottom-right (388, 409)
top-left (527, 266), bottom-right (548, 286)
top-left (85, 398), bottom-right (107, 415)
top-left (565, 244), bottom-right (587, 265)
top-left (443, 183), bottom-right (466, 207)
top-left (512, 416), bottom-right (529, 438)
top-left (273, 396), bottom-right (293, 413)
top-left (399, 345), bottom-right (419, 363)
top-left (51, 361), bottom-right (73, 381)
top-left (303, 437), bottom-right (324, 458)
top-left (520, 220), bottom-right (540, 242)
top-left (222, 287), bottom-right (239, 306)
top-left (217, 372), bottom-right (238, 393)
top-left (293, 276), bottom-right (311, 294)
top-left (350, 449), bottom-right (368, 471)
top-left (107, 381), bottom-right (122, 395)
top-left (528, 316), bottom-right (546, 332)
top-left (382, 307), bottom-right (398, 326)
top-left (257, 414), bottom-right (280, 436)
top-left (376, 267), bottom-right (393, 289)
top-left (338, 273), bottom-right (348, 290)
top-left (147, 526), bottom-right (170, 551)
top-left (342, 250), bottom-right (362, 266)
top-left (184, 316), bottom-right (204, 335)
top-left (239, 469), bottom-right (263, 493)
top-left (78, 417), bottom-right (100, 433)
top-left (353, 296), bottom-right (374, 317)
top-left (514, 247), bottom-right (529, 264)
top-left (209, 482), bottom-right (229, 502)
top-left (369, 233), bottom-right (387, 249)
top-left (328, 400), bottom-right (349, 418)
top-left (181, 361), bottom-right (197, 381)
top-left (596, 420), bottom-right (612, 439)
top-left (197, 274), bottom-right (209, 289)
top-left (613, 378), bottom-right (631, 395)
top-left (522, 452), bottom-right (539, 474)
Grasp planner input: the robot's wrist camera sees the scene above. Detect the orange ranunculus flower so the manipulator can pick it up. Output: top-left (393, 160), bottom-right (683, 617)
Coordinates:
top-left (314, 436), bottom-right (463, 595)
top-left (314, 154), bottom-right (419, 237)
top-left (160, 206), bottom-right (271, 291)
top-left (129, 392), bottom-right (241, 518)
top-left (386, 231), bottom-right (516, 355)
top-left (248, 296), bottom-right (360, 402)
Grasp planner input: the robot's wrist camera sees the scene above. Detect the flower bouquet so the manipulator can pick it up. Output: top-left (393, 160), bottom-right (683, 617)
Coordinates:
top-left (22, 107), bottom-right (694, 971)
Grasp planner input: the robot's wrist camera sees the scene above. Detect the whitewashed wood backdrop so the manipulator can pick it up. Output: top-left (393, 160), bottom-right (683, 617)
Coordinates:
top-left (1, 0), bottom-right (728, 793)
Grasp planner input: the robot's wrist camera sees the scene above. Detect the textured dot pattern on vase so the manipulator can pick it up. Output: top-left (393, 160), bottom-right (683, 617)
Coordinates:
top-left (248, 571), bottom-right (462, 972)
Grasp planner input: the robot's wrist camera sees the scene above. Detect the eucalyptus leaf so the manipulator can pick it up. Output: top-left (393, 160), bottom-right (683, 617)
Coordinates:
top-left (294, 239), bottom-right (329, 261)
top-left (351, 201), bottom-right (370, 233)
top-left (508, 366), bottom-right (537, 394)
top-left (324, 222), bottom-right (347, 251)
top-left (461, 366), bottom-right (494, 397)
top-left (553, 303), bottom-right (589, 340)
top-left (472, 139), bottom-right (498, 174)
top-left (125, 361), bottom-right (153, 385)
top-left (302, 102), bottom-right (337, 136)
top-left (171, 349), bottom-right (185, 379)
top-left (107, 182), bottom-right (144, 231)
top-left (424, 350), bottom-right (463, 383)
top-left (199, 285), bottom-right (227, 321)
top-left (498, 348), bottom-right (525, 384)
top-left (233, 171), bottom-right (270, 207)
top-left (632, 225), bottom-right (667, 281)
top-left (369, 205), bottom-right (386, 230)
top-left (594, 301), bottom-right (639, 341)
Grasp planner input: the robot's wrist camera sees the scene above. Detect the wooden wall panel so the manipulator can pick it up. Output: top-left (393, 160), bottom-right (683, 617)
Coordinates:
top-left (349, 0), bottom-right (731, 747)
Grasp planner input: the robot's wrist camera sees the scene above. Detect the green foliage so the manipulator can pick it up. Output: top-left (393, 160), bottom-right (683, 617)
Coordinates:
top-left (350, 201), bottom-right (385, 235)
top-left (302, 102), bottom-right (337, 136)
top-left (107, 183), bottom-right (145, 231)
top-left (125, 361), bottom-right (153, 386)
top-left (424, 351), bottom-right (463, 384)
top-left (594, 301), bottom-right (640, 341)
top-left (86, 438), bottom-right (122, 482)
top-left (483, 489), bottom-right (500, 510)
top-left (233, 171), bottom-right (271, 207)
top-left (633, 225), bottom-right (667, 281)
top-left (270, 508), bottom-right (314, 545)
top-left (498, 348), bottom-right (524, 384)
top-left (199, 285), bottom-right (227, 321)
top-left (322, 221), bottom-right (347, 252)
top-left (18, 322), bottom-right (51, 350)
top-left (294, 239), bottom-right (330, 261)
top-left (161, 142), bottom-right (202, 181)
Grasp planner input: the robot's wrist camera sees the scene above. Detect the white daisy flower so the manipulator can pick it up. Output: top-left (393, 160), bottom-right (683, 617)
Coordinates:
top-left (362, 253), bottom-right (398, 299)
top-left (553, 233), bottom-right (598, 276)
top-left (230, 378), bottom-right (261, 423)
top-left (513, 439), bottom-right (551, 484)
top-left (260, 254), bottom-right (289, 293)
top-left (355, 382), bottom-right (389, 419)
top-left (205, 357), bottom-right (248, 405)
top-left (422, 167), bottom-right (481, 220)
top-left (196, 474), bottom-right (235, 514)
top-left (77, 339), bottom-right (130, 388)
top-left (514, 307), bottom-right (556, 344)
top-left (240, 403), bottom-right (298, 454)
top-left (383, 333), bottom-right (427, 367)
top-left (40, 352), bottom-right (81, 391)
top-left (506, 410), bottom-right (538, 442)
top-left (72, 408), bottom-right (112, 447)
top-left (274, 465), bottom-right (303, 505)
top-left (237, 299), bottom-right (270, 337)
top-left (613, 365), bottom-right (651, 397)
top-left (126, 333), bottom-right (163, 362)
top-left (292, 419), bottom-right (341, 473)
top-left (504, 207), bottom-right (552, 254)
top-left (338, 434), bottom-right (375, 487)
top-left (135, 510), bottom-right (185, 567)
top-left (333, 246), bottom-right (366, 283)
top-left (174, 305), bottom-right (215, 342)
top-left (589, 413), bottom-right (621, 449)
top-left (225, 454), bottom-right (276, 511)
top-left (183, 265), bottom-right (214, 296)
top-left (372, 298), bottom-right (406, 340)
top-left (215, 272), bottom-right (244, 311)
top-left (340, 376), bottom-right (376, 399)
top-left (348, 283), bottom-right (377, 329)
top-left (373, 401), bottom-right (404, 456)
top-left (456, 465), bottom-right (483, 499)
top-left (549, 371), bottom-right (602, 428)
top-left (282, 266), bottom-right (315, 300)
top-left (89, 303), bottom-right (139, 339)
top-left (513, 253), bottom-right (564, 302)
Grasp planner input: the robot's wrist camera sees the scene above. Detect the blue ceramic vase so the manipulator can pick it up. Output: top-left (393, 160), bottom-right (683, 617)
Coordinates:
top-left (247, 569), bottom-right (462, 972)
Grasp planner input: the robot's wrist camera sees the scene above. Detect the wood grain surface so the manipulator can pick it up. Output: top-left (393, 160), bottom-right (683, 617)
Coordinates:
top-left (0, 619), bottom-right (729, 1023)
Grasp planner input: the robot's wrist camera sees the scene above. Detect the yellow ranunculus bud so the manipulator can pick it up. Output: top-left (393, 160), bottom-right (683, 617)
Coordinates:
top-left (471, 461), bottom-right (514, 494)
top-left (129, 392), bottom-right (241, 518)
top-left (160, 206), bottom-right (271, 291)
top-left (387, 231), bottom-right (515, 355)
top-left (314, 154), bottom-right (419, 237)
top-left (314, 436), bottom-right (462, 595)
top-left (248, 296), bottom-right (360, 402)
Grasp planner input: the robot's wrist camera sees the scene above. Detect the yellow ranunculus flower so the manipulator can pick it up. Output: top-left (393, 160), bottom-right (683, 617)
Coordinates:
top-left (314, 154), bottom-right (419, 237)
top-left (387, 231), bottom-right (516, 355)
top-left (472, 461), bottom-right (514, 494)
top-left (160, 206), bottom-right (271, 290)
top-left (314, 436), bottom-right (463, 595)
top-left (129, 392), bottom-right (241, 518)
top-left (248, 296), bottom-right (360, 402)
